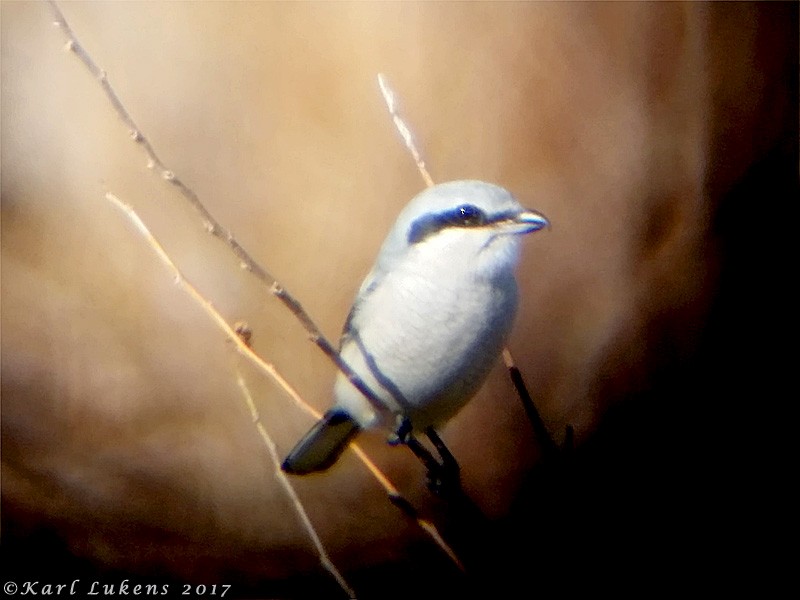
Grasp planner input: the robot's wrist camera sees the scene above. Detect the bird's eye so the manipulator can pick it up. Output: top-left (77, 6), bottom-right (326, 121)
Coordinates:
top-left (453, 204), bottom-right (485, 226)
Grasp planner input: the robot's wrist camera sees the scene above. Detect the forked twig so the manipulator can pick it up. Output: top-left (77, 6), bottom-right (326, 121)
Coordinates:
top-left (106, 193), bottom-right (352, 593)
top-left (49, 0), bottom-right (465, 574)
top-left (103, 192), bottom-right (464, 573)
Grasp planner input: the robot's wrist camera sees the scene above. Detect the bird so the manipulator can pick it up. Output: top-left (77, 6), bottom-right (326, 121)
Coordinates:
top-left (281, 180), bottom-right (549, 477)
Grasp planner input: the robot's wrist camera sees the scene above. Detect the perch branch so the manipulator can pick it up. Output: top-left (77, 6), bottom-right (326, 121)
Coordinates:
top-left (50, 0), bottom-right (466, 570)
top-left (104, 191), bottom-right (464, 573)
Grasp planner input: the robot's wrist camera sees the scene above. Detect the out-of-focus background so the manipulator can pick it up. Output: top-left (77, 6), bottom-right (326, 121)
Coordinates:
top-left (2, 1), bottom-right (796, 596)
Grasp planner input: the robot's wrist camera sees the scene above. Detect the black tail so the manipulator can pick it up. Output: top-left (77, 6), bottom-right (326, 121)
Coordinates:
top-left (281, 409), bottom-right (360, 474)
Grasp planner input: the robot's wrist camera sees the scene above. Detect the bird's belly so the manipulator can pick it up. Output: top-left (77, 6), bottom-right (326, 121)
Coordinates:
top-left (337, 271), bottom-right (517, 430)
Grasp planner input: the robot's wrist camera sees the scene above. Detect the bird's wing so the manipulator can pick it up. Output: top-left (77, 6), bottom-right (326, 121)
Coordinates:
top-left (339, 266), bottom-right (385, 349)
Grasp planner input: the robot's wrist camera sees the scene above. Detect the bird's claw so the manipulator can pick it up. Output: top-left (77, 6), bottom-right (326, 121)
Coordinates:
top-left (387, 416), bottom-right (413, 446)
top-left (387, 418), bottom-right (462, 496)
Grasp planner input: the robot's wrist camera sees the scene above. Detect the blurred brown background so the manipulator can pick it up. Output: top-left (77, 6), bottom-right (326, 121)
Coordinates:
top-left (1, 1), bottom-right (796, 596)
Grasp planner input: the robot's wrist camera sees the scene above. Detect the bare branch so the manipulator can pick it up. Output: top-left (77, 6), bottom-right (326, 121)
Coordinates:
top-left (104, 191), bottom-right (464, 573)
top-left (502, 348), bottom-right (559, 458)
top-left (47, 0), bottom-right (387, 417)
top-left (377, 73), bottom-right (435, 188)
top-left (236, 373), bottom-right (356, 599)
top-left (103, 193), bottom-right (312, 412)
top-left (49, 1), bottom-right (171, 193)
top-left (50, 0), bottom-right (467, 570)
top-left (350, 442), bottom-right (465, 571)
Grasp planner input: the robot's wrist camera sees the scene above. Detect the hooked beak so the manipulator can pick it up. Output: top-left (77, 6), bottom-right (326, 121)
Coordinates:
top-left (511, 209), bottom-right (550, 234)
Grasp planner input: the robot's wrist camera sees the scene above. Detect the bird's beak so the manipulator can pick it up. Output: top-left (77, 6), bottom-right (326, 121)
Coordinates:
top-left (511, 209), bottom-right (550, 234)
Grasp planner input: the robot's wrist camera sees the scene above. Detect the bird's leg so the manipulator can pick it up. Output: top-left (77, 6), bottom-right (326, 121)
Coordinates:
top-left (389, 416), bottom-right (438, 468)
top-left (405, 436), bottom-right (446, 478)
top-left (389, 416), bottom-right (438, 470)
top-left (425, 427), bottom-right (460, 472)
top-left (387, 417), bottom-right (461, 495)
top-left (424, 427), bottom-right (461, 493)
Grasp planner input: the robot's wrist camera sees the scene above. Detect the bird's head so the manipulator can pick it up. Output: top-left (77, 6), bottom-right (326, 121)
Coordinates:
top-left (376, 180), bottom-right (549, 280)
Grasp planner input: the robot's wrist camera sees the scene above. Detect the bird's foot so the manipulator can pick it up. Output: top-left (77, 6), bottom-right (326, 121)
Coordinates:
top-left (388, 419), bottom-right (463, 496)
top-left (425, 427), bottom-right (459, 471)
top-left (423, 427), bottom-right (461, 496)
top-left (387, 415), bottom-right (413, 446)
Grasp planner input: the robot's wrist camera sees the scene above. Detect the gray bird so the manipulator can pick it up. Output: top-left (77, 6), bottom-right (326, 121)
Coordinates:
top-left (282, 180), bottom-right (549, 475)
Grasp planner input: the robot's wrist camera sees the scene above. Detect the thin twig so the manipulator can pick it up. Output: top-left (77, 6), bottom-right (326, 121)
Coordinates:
top-left (104, 192), bottom-right (310, 411)
top-left (236, 373), bottom-right (356, 599)
top-left (348, 445), bottom-right (464, 571)
top-left (47, 0), bottom-right (387, 418)
top-left (103, 191), bottom-right (464, 573)
top-left (502, 349), bottom-right (559, 459)
top-left (377, 73), bottom-right (435, 188)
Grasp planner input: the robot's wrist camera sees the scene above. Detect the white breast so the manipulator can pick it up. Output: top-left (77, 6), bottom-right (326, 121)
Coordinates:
top-left (333, 244), bottom-right (519, 430)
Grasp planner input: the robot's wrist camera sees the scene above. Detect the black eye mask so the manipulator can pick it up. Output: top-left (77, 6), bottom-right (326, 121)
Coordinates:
top-left (407, 204), bottom-right (518, 244)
